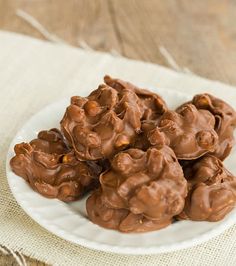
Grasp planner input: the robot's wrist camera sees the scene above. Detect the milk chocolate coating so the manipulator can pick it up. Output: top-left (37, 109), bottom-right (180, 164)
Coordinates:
top-left (10, 129), bottom-right (102, 202)
top-left (86, 145), bottom-right (187, 232)
top-left (104, 75), bottom-right (167, 120)
top-left (143, 103), bottom-right (219, 159)
top-left (182, 94), bottom-right (236, 160)
top-left (60, 76), bottom-right (167, 161)
top-left (61, 85), bottom-right (141, 161)
top-left (178, 155), bottom-right (236, 221)
top-left (30, 128), bottom-right (69, 154)
top-left (87, 190), bottom-right (171, 232)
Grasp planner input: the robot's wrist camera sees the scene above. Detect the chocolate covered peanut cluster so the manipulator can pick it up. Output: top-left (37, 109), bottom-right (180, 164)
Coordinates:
top-left (10, 129), bottom-right (101, 202)
top-left (178, 155), bottom-right (236, 221)
top-left (86, 145), bottom-right (187, 232)
top-left (139, 103), bottom-right (218, 159)
top-left (60, 76), bottom-right (167, 161)
top-left (186, 94), bottom-right (236, 160)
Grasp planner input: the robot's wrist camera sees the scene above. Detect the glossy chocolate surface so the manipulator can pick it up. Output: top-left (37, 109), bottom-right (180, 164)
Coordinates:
top-left (60, 76), bottom-right (167, 161)
top-left (104, 75), bottom-right (167, 120)
top-left (141, 103), bottom-right (218, 159)
top-left (10, 129), bottom-right (101, 202)
top-left (178, 155), bottom-right (236, 221)
top-left (86, 145), bottom-right (187, 232)
top-left (187, 94), bottom-right (236, 160)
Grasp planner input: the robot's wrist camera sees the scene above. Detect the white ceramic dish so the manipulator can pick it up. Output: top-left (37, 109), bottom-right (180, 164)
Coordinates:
top-left (6, 88), bottom-right (236, 255)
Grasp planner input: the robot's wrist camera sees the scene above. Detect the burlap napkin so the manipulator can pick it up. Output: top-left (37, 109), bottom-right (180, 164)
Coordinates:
top-left (1, 31), bottom-right (236, 266)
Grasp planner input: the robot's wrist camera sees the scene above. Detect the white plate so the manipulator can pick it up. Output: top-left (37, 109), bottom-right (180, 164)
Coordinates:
top-left (6, 88), bottom-right (236, 255)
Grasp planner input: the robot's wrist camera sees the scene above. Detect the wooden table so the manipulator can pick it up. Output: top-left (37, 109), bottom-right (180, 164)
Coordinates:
top-left (1, 0), bottom-right (236, 265)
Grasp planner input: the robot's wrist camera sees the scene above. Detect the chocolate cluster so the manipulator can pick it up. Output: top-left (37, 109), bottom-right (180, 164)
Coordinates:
top-left (10, 129), bottom-right (102, 202)
top-left (178, 155), bottom-right (236, 221)
top-left (186, 94), bottom-right (236, 160)
top-left (10, 76), bottom-right (236, 233)
top-left (140, 104), bottom-right (218, 159)
top-left (87, 146), bottom-right (187, 232)
top-left (60, 76), bottom-right (167, 161)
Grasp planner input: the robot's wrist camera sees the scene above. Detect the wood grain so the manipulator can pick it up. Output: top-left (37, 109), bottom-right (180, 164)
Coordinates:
top-left (0, 0), bottom-right (236, 265)
top-left (0, 0), bottom-right (236, 84)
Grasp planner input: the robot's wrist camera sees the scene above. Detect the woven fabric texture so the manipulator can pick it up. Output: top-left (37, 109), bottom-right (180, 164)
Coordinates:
top-left (1, 31), bottom-right (236, 266)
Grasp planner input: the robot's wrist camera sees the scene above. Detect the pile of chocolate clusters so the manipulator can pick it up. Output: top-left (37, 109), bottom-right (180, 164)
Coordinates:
top-left (10, 76), bottom-right (236, 233)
